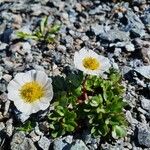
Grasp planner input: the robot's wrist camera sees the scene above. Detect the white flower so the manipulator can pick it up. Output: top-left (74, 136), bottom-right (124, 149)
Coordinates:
top-left (7, 70), bottom-right (53, 115)
top-left (74, 49), bottom-right (111, 75)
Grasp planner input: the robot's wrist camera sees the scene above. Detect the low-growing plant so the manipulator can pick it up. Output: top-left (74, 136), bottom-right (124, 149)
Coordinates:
top-left (48, 69), bottom-right (128, 139)
top-left (17, 120), bottom-right (36, 133)
top-left (17, 17), bottom-right (61, 44)
top-left (48, 104), bottom-right (77, 138)
top-left (83, 69), bottom-right (127, 138)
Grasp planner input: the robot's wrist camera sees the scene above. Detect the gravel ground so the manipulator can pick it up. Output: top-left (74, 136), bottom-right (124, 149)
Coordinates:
top-left (0, 0), bottom-right (150, 149)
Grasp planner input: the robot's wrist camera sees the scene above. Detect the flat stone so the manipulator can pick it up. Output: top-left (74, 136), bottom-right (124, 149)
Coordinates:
top-left (11, 132), bottom-right (37, 150)
top-left (38, 136), bottom-right (51, 150)
top-left (135, 66), bottom-right (150, 79)
top-left (137, 124), bottom-right (150, 147)
top-left (2, 74), bottom-right (12, 82)
top-left (53, 138), bottom-right (68, 150)
top-left (100, 29), bottom-right (130, 42)
top-left (125, 43), bottom-right (135, 52)
top-left (141, 98), bottom-right (150, 112)
top-left (0, 43), bottom-right (8, 51)
top-left (70, 140), bottom-right (89, 150)
top-left (0, 122), bottom-right (5, 131)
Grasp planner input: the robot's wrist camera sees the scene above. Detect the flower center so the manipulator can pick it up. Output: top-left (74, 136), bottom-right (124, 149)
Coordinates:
top-left (20, 81), bottom-right (45, 103)
top-left (82, 57), bottom-right (100, 70)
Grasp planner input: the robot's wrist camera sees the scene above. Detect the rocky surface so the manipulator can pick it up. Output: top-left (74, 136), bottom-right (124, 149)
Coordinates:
top-left (0, 0), bottom-right (150, 149)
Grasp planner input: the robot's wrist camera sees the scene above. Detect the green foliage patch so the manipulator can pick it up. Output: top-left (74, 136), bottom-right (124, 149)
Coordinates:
top-left (17, 17), bottom-right (61, 44)
top-left (48, 69), bottom-right (128, 139)
top-left (17, 120), bottom-right (36, 133)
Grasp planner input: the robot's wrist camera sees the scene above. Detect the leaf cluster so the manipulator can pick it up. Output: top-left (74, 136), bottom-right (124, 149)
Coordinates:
top-left (17, 120), bottom-right (36, 133)
top-left (83, 69), bottom-right (127, 138)
top-left (48, 72), bottom-right (83, 138)
top-left (48, 69), bottom-right (127, 139)
top-left (17, 17), bottom-right (61, 44)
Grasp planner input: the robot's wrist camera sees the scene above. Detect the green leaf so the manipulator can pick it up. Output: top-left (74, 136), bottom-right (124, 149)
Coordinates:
top-left (17, 121), bottom-right (35, 133)
top-left (112, 125), bottom-right (127, 139)
top-left (16, 32), bottom-right (38, 40)
top-left (98, 124), bottom-right (109, 136)
top-left (48, 24), bottom-right (61, 34)
top-left (66, 72), bottom-right (83, 90)
top-left (91, 127), bottom-right (96, 134)
top-left (56, 106), bottom-right (65, 116)
top-left (90, 95), bottom-right (103, 107)
top-left (40, 16), bottom-right (48, 33)
top-left (49, 124), bottom-right (55, 130)
top-left (108, 68), bottom-right (122, 83)
top-left (96, 107), bottom-right (105, 113)
top-left (84, 109), bottom-right (90, 112)
top-left (63, 124), bottom-right (75, 132)
top-left (51, 131), bottom-right (58, 138)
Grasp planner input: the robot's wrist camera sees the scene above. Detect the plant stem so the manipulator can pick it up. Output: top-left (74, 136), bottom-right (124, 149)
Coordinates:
top-left (77, 75), bottom-right (89, 103)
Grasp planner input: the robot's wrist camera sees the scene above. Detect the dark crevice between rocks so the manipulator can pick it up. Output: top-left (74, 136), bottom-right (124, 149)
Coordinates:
top-left (0, 131), bottom-right (11, 150)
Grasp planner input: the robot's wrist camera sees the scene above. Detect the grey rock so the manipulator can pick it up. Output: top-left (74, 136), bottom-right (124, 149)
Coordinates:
top-left (89, 5), bottom-right (103, 15)
top-left (0, 66), bottom-right (4, 80)
top-left (64, 135), bottom-right (73, 144)
top-left (142, 9), bottom-right (150, 25)
top-left (135, 66), bottom-right (150, 79)
top-left (11, 132), bottom-right (37, 150)
top-left (0, 83), bottom-right (7, 92)
top-left (82, 131), bottom-right (100, 150)
top-left (141, 98), bottom-right (150, 112)
top-left (126, 111), bottom-right (138, 125)
top-left (0, 122), bottom-right (5, 131)
top-left (68, 9), bottom-right (77, 23)
top-left (2, 58), bottom-right (14, 70)
top-left (32, 0), bottom-right (49, 5)
top-left (4, 100), bottom-right (10, 116)
top-left (53, 138), bottom-right (68, 150)
top-left (133, 0), bottom-right (146, 4)
top-left (122, 66), bottom-right (132, 75)
top-left (9, 1), bottom-right (28, 13)
top-left (6, 118), bottom-right (13, 136)
top-left (2, 74), bottom-right (12, 82)
top-left (134, 77), bottom-right (145, 87)
top-left (0, 43), bottom-right (8, 51)
top-left (25, 53), bottom-right (33, 63)
top-left (125, 43), bottom-right (135, 52)
top-left (1, 28), bottom-right (13, 43)
top-left (134, 38), bottom-right (150, 64)
top-left (137, 124), bottom-right (150, 147)
top-left (29, 131), bottom-right (40, 142)
top-left (129, 59), bottom-right (143, 68)
top-left (110, 41), bottom-right (129, 48)
top-left (38, 136), bottom-right (51, 150)
top-left (0, 23), bottom-right (6, 34)
top-left (70, 140), bottom-right (89, 150)
top-left (81, 35), bottom-right (89, 41)
top-left (11, 132), bottom-right (26, 148)
top-left (125, 10), bottom-right (145, 37)
top-left (57, 45), bottom-right (66, 52)
top-left (91, 24), bottom-right (105, 35)
top-left (10, 42), bottom-right (31, 55)
top-left (114, 48), bottom-right (121, 57)
top-left (65, 35), bottom-right (74, 45)
top-left (19, 114), bottom-right (30, 122)
top-left (30, 4), bottom-right (44, 16)
top-left (33, 65), bottom-right (45, 71)
top-left (22, 42), bottom-right (31, 53)
top-left (100, 29), bottom-right (129, 42)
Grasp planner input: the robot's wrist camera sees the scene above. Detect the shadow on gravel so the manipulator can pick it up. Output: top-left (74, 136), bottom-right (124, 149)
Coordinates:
top-left (0, 131), bottom-right (11, 150)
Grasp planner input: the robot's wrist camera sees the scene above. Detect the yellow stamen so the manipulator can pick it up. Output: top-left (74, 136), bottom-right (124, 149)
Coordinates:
top-left (20, 81), bottom-right (45, 103)
top-left (82, 57), bottom-right (100, 70)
